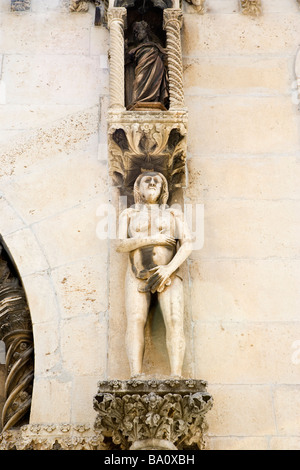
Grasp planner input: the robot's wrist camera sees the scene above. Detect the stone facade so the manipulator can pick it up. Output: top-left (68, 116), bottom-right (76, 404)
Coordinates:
top-left (0, 0), bottom-right (300, 451)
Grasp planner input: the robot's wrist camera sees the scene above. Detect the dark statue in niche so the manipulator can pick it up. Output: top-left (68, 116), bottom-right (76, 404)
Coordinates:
top-left (123, 0), bottom-right (170, 109)
top-left (125, 21), bottom-right (169, 110)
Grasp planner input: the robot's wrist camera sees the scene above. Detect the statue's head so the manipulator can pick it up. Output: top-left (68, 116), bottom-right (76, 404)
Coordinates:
top-left (133, 171), bottom-right (169, 206)
top-left (132, 20), bottom-right (150, 43)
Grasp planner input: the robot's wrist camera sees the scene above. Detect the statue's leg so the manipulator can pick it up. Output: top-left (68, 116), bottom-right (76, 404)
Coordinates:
top-left (158, 276), bottom-right (185, 377)
top-left (125, 270), bottom-right (151, 377)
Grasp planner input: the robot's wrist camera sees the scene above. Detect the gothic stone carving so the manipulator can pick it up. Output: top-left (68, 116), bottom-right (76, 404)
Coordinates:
top-left (0, 423), bottom-right (104, 450)
top-left (240, 0), bottom-right (262, 16)
top-left (0, 246), bottom-right (34, 433)
top-left (108, 110), bottom-right (187, 194)
top-left (69, 0), bottom-right (89, 12)
top-left (94, 379), bottom-right (213, 450)
top-left (11, 0), bottom-right (30, 11)
top-left (117, 171), bottom-right (192, 378)
top-left (185, 0), bottom-right (205, 14)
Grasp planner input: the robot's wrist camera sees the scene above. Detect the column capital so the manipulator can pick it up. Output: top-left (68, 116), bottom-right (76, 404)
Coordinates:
top-left (107, 7), bottom-right (127, 29)
top-left (163, 8), bottom-right (183, 29)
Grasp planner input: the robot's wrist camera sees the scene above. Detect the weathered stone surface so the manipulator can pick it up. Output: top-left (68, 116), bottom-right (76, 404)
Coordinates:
top-left (94, 379), bottom-right (213, 450)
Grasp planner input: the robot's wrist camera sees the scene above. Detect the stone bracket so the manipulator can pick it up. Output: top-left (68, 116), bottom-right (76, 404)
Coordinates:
top-left (93, 379), bottom-right (213, 450)
top-left (108, 109), bottom-right (188, 195)
top-left (11, 0), bottom-right (31, 11)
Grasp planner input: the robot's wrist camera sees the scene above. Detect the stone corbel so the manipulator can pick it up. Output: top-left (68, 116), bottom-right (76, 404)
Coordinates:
top-left (11, 0), bottom-right (30, 11)
top-left (108, 109), bottom-right (188, 194)
top-left (69, 0), bottom-right (90, 11)
top-left (94, 379), bottom-right (213, 450)
top-left (240, 0), bottom-right (262, 16)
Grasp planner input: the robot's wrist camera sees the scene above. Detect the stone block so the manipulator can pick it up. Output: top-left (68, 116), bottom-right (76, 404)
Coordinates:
top-left (0, 104), bottom-right (86, 131)
top-left (32, 198), bottom-right (108, 268)
top-left (0, 106), bottom-right (100, 181)
top-left (4, 227), bottom-right (49, 276)
top-left (186, 96), bottom-right (299, 155)
top-left (193, 321), bottom-right (300, 384)
top-left (183, 56), bottom-right (291, 96)
top-left (30, 377), bottom-right (72, 423)
top-left (0, 195), bottom-right (26, 235)
top-left (2, 54), bottom-right (108, 106)
top-left (2, 154), bottom-right (108, 224)
top-left (273, 386), bottom-right (300, 435)
top-left (60, 315), bottom-right (107, 376)
top-left (33, 321), bottom-right (61, 377)
top-left (189, 199), bottom-right (300, 260)
top-left (51, 255), bottom-right (108, 319)
top-left (206, 385), bottom-right (276, 436)
top-left (182, 13), bottom-right (300, 56)
top-left (186, 155), bottom-right (300, 202)
top-left (208, 436), bottom-right (269, 450)
top-left (189, 259), bottom-right (300, 322)
top-left (0, 12), bottom-right (91, 55)
top-left (71, 376), bottom-right (100, 423)
top-left (21, 271), bottom-right (59, 325)
top-left (270, 437), bottom-right (300, 450)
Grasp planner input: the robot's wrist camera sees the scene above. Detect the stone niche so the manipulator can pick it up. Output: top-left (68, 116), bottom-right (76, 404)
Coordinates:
top-left (107, 2), bottom-right (188, 199)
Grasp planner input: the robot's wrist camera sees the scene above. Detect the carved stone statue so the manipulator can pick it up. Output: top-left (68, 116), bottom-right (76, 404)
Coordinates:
top-left (125, 21), bottom-right (169, 109)
top-left (117, 171), bottom-right (192, 378)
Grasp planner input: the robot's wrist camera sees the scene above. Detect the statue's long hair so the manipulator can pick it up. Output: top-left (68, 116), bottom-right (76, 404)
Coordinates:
top-left (133, 171), bottom-right (169, 207)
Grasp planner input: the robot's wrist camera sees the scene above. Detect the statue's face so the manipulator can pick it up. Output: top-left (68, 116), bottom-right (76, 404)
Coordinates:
top-left (139, 174), bottom-right (163, 204)
top-left (133, 23), bottom-right (148, 43)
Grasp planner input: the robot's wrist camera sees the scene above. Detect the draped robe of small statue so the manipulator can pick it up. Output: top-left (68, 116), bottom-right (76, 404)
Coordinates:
top-left (128, 41), bottom-right (169, 108)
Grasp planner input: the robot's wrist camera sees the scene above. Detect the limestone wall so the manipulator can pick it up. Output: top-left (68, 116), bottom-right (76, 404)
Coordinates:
top-left (183, 0), bottom-right (300, 450)
top-left (0, 0), bottom-right (299, 450)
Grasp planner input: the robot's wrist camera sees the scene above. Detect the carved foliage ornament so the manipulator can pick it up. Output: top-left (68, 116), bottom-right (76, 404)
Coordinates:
top-left (0, 245), bottom-right (34, 433)
top-left (0, 424), bottom-right (104, 450)
top-left (240, 0), bottom-right (262, 16)
top-left (94, 379), bottom-right (213, 450)
top-left (11, 0), bottom-right (31, 10)
top-left (108, 116), bottom-right (187, 193)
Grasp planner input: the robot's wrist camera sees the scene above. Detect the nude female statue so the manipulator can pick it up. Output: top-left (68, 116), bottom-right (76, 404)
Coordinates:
top-left (117, 171), bottom-right (192, 377)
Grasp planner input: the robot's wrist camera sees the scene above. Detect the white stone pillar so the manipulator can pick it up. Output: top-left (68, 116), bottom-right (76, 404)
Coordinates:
top-left (163, 8), bottom-right (185, 110)
top-left (107, 7), bottom-right (127, 111)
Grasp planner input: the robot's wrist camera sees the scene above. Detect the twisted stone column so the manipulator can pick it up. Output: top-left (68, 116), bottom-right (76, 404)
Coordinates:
top-left (163, 9), bottom-right (185, 110)
top-left (107, 8), bottom-right (127, 111)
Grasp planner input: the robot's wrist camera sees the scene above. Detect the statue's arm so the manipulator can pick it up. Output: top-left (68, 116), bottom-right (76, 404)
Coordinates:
top-left (116, 209), bottom-right (176, 253)
top-left (146, 211), bottom-right (193, 293)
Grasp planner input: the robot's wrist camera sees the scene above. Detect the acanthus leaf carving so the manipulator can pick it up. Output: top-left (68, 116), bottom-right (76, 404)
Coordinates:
top-left (108, 111), bottom-right (187, 195)
top-left (93, 379), bottom-right (213, 450)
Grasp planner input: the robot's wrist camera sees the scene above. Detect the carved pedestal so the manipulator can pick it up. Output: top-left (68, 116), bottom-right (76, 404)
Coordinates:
top-left (93, 379), bottom-right (213, 450)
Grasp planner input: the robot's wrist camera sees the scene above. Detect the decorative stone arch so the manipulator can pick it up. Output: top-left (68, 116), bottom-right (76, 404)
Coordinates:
top-left (0, 197), bottom-right (56, 432)
top-left (0, 238), bottom-right (34, 432)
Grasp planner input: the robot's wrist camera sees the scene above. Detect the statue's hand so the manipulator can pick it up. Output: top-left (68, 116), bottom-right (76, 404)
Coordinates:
top-left (155, 234), bottom-right (176, 248)
top-left (147, 265), bottom-right (173, 293)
